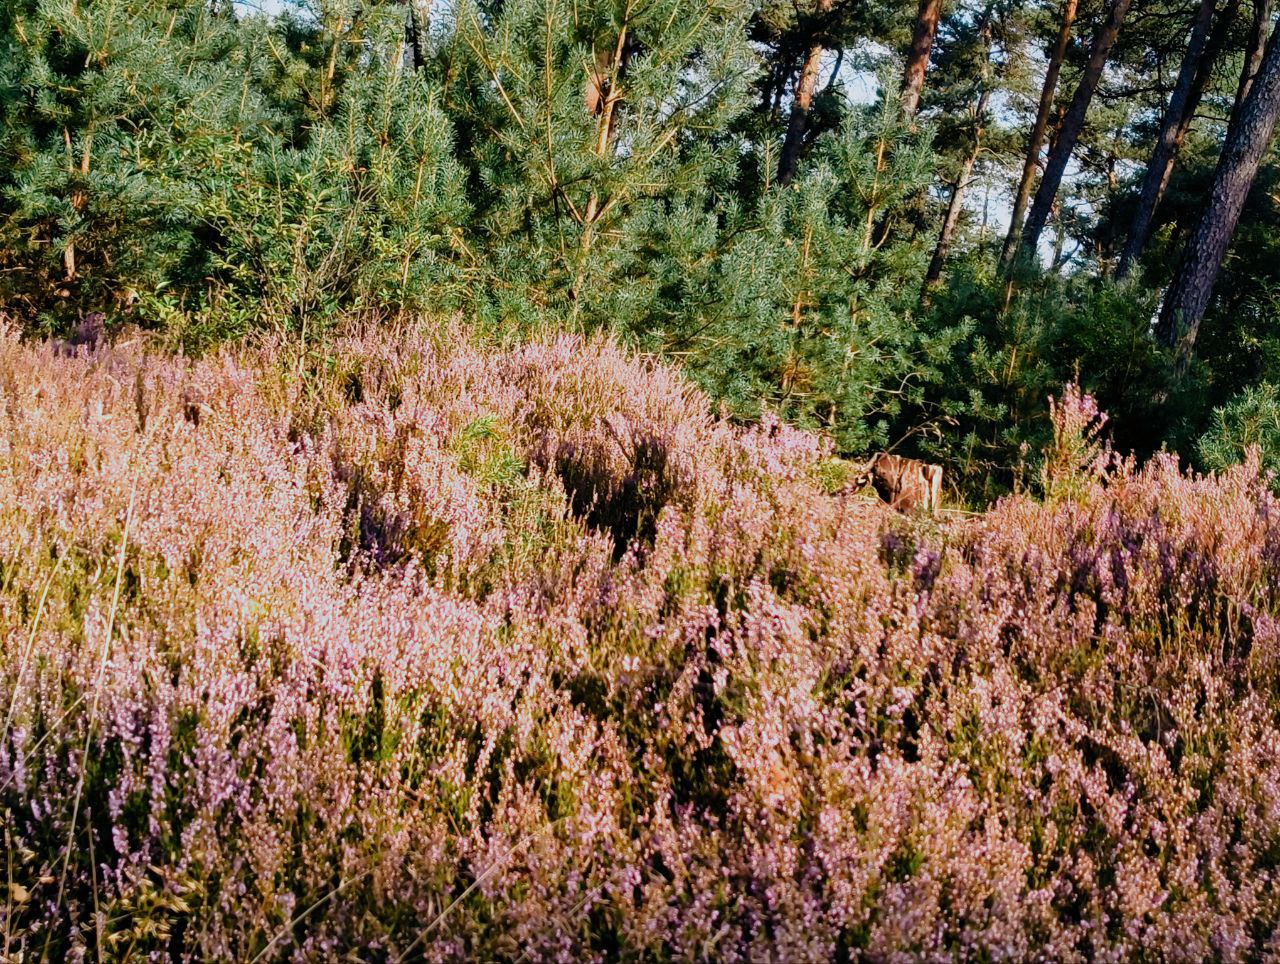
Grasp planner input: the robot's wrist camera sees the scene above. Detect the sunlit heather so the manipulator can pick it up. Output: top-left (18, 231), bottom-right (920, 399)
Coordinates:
top-left (3, 321), bottom-right (1279, 959)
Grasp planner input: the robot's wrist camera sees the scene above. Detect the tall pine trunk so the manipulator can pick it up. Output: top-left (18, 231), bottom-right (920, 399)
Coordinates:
top-left (901, 0), bottom-right (944, 118)
top-left (402, 0), bottom-right (429, 70)
top-left (999, 0), bottom-right (1078, 272)
top-left (573, 28), bottom-right (632, 310)
top-left (778, 0), bottom-right (832, 184)
top-left (1019, 0), bottom-right (1133, 264)
top-left (411, 0), bottom-right (430, 70)
top-left (924, 86), bottom-right (992, 294)
top-left (1157, 24), bottom-right (1280, 369)
top-left (1167, 4), bottom-right (1241, 169)
top-left (1115, 0), bottom-right (1217, 280)
top-left (1230, 0), bottom-right (1274, 129)
top-left (1113, 0), bottom-right (1238, 278)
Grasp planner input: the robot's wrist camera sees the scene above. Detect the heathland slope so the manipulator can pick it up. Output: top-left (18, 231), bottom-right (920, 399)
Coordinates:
top-left (2, 323), bottom-right (1279, 959)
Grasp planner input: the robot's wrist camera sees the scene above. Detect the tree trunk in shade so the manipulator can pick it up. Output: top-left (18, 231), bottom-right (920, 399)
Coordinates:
top-left (999, 0), bottom-right (1078, 273)
top-left (1230, 0), bottom-right (1274, 130)
top-left (1115, 0), bottom-right (1217, 280)
top-left (1019, 0), bottom-right (1133, 264)
top-left (778, 0), bottom-right (833, 184)
top-left (401, 0), bottom-right (430, 71)
top-left (924, 87), bottom-right (991, 294)
top-left (1157, 23), bottom-right (1280, 370)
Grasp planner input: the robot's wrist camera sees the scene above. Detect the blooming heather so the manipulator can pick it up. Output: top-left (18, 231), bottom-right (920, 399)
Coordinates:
top-left (2, 320), bottom-right (1280, 960)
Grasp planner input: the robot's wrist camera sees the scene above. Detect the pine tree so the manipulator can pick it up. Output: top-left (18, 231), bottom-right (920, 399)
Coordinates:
top-left (999, 0), bottom-right (1077, 273)
top-left (1115, 0), bottom-right (1220, 280)
top-left (641, 103), bottom-right (956, 450)
top-left (921, 1), bottom-right (1007, 294)
top-left (902, 0), bottom-right (945, 118)
top-left (1230, 0), bottom-right (1274, 129)
top-left (0, 0), bottom-right (278, 322)
top-left (1018, 0), bottom-right (1133, 264)
top-left (205, 40), bottom-right (469, 331)
top-left (1157, 18), bottom-right (1280, 370)
top-left (437, 0), bottom-right (759, 323)
top-left (777, 0), bottom-right (834, 184)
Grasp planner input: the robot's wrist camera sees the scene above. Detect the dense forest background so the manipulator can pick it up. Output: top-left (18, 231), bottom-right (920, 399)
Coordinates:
top-left (4, 0), bottom-right (1280, 500)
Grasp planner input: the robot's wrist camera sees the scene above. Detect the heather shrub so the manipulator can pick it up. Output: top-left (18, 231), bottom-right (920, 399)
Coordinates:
top-left (1040, 382), bottom-right (1115, 502)
top-left (5, 321), bottom-right (1280, 959)
top-left (550, 425), bottom-right (681, 558)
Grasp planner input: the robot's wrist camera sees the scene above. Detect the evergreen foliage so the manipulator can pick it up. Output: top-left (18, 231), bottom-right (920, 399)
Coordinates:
top-left (1197, 380), bottom-right (1280, 479)
top-left (0, 0), bottom-right (277, 321)
top-left (3, 0), bottom-right (1280, 496)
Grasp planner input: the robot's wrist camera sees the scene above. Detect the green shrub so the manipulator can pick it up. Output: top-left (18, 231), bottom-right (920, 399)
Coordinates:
top-left (1197, 382), bottom-right (1280, 481)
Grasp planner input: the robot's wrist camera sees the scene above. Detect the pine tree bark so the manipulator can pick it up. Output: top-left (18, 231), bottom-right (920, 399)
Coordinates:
top-left (1019, 0), bottom-right (1133, 265)
top-left (999, 0), bottom-right (1078, 273)
top-left (1115, 0), bottom-right (1217, 280)
top-left (778, 0), bottom-right (832, 184)
top-left (901, 0), bottom-right (944, 118)
top-left (1171, 1), bottom-right (1241, 164)
top-left (1157, 23), bottom-right (1280, 369)
top-left (406, 0), bottom-right (430, 71)
top-left (573, 29), bottom-right (634, 310)
top-left (1230, 0), bottom-right (1274, 129)
top-left (1114, 0), bottom-right (1240, 272)
top-left (924, 86), bottom-right (991, 293)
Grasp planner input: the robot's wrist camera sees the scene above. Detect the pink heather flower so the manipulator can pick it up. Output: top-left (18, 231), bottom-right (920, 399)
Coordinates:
top-left (2, 322), bottom-right (1280, 959)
